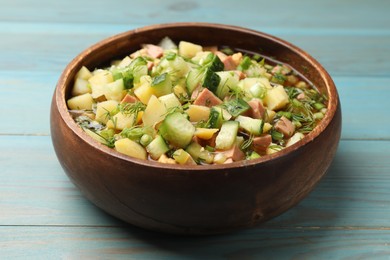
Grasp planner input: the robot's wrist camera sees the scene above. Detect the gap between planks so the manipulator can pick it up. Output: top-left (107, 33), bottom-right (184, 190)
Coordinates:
top-left (1, 224), bottom-right (390, 231)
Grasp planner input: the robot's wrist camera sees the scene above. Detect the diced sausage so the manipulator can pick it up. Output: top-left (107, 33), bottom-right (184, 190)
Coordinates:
top-left (223, 158), bottom-right (234, 164)
top-left (121, 94), bottom-right (138, 104)
top-left (147, 61), bottom-right (154, 71)
top-left (215, 51), bottom-right (227, 61)
top-left (144, 44), bottom-right (164, 59)
top-left (204, 46), bottom-right (218, 52)
top-left (246, 99), bottom-right (266, 119)
top-left (191, 86), bottom-right (203, 100)
top-left (193, 88), bottom-right (223, 107)
top-left (252, 135), bottom-right (272, 154)
top-left (222, 56), bottom-right (237, 71)
top-left (234, 70), bottom-right (246, 80)
top-left (274, 116), bottom-right (295, 138)
top-left (271, 64), bottom-right (291, 75)
top-left (222, 145), bottom-right (245, 161)
top-left (297, 93), bottom-right (305, 100)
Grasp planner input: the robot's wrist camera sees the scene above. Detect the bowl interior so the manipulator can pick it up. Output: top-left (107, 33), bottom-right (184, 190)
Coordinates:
top-left (56, 22), bottom-right (338, 169)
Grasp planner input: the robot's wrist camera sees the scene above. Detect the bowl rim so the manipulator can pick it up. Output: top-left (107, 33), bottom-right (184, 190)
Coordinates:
top-left (54, 22), bottom-right (339, 171)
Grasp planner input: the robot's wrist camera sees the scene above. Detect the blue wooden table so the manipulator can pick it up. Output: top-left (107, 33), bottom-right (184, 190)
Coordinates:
top-left (1, 0), bottom-right (390, 258)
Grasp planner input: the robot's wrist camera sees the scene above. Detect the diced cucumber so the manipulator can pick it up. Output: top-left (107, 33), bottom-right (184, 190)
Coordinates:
top-left (215, 121), bottom-right (239, 150)
top-left (223, 98), bottom-right (250, 117)
top-left (158, 93), bottom-right (181, 110)
top-left (247, 151), bottom-right (261, 160)
top-left (104, 78), bottom-right (125, 101)
top-left (129, 57), bottom-right (148, 84)
top-left (156, 55), bottom-right (190, 83)
top-left (172, 149), bottom-right (197, 165)
top-left (83, 128), bottom-right (107, 145)
top-left (235, 115), bottom-right (264, 135)
top-left (208, 107), bottom-right (232, 129)
top-left (152, 72), bottom-right (172, 97)
top-left (191, 51), bottom-right (211, 64)
top-left (159, 112), bottom-right (195, 148)
top-left (186, 68), bottom-right (203, 94)
top-left (202, 53), bottom-right (224, 72)
top-left (237, 56), bottom-right (252, 71)
top-left (186, 142), bottom-right (214, 164)
top-left (146, 135), bottom-right (169, 160)
top-left (215, 71), bottom-right (239, 99)
top-left (203, 68), bottom-right (221, 93)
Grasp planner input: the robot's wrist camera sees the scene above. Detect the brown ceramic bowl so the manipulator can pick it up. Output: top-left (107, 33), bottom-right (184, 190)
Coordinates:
top-left (51, 23), bottom-right (341, 235)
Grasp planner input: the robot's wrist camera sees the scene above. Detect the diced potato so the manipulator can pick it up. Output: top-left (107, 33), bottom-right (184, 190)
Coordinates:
top-left (231, 52), bottom-right (243, 66)
top-left (265, 109), bottom-right (276, 123)
top-left (187, 105), bottom-right (210, 122)
top-left (104, 78), bottom-right (125, 101)
top-left (134, 76), bottom-right (154, 104)
top-left (194, 128), bottom-right (219, 140)
top-left (263, 122), bottom-right (272, 133)
top-left (75, 66), bottom-right (92, 80)
top-left (264, 85), bottom-right (289, 111)
top-left (286, 132), bottom-right (305, 147)
top-left (173, 149), bottom-right (196, 165)
top-left (238, 77), bottom-right (272, 91)
top-left (178, 41), bottom-right (203, 59)
top-left (106, 112), bottom-right (135, 130)
top-left (173, 84), bottom-right (188, 99)
top-left (89, 70), bottom-right (114, 99)
top-left (114, 138), bottom-right (147, 160)
top-left (158, 154), bottom-right (177, 164)
top-left (158, 93), bottom-right (181, 110)
top-left (95, 100), bottom-right (119, 124)
top-left (67, 93), bottom-right (94, 110)
top-left (142, 95), bottom-right (167, 127)
top-left (72, 78), bottom-right (91, 96)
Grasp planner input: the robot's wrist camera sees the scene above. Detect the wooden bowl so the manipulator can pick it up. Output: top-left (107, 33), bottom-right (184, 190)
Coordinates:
top-left (50, 23), bottom-right (341, 235)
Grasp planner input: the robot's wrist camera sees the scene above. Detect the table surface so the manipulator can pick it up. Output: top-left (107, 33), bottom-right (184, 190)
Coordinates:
top-left (1, 0), bottom-right (390, 259)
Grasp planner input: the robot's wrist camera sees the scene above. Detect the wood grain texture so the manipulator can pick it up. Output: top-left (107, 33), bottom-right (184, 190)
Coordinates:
top-left (1, 226), bottom-right (390, 259)
top-left (0, 29), bottom-right (389, 77)
top-left (1, 0), bottom-right (389, 256)
top-left (0, 0), bottom-right (389, 30)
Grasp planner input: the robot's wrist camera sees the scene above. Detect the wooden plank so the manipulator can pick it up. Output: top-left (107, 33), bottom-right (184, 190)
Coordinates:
top-left (0, 29), bottom-right (389, 77)
top-left (0, 0), bottom-right (389, 30)
top-left (1, 136), bottom-right (389, 228)
top-left (0, 135), bottom-right (122, 226)
top-left (1, 226), bottom-right (390, 259)
top-left (1, 72), bottom-right (389, 140)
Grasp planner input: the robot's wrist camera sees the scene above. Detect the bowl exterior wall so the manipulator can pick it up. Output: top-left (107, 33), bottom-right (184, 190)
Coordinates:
top-left (51, 23), bottom-right (341, 234)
